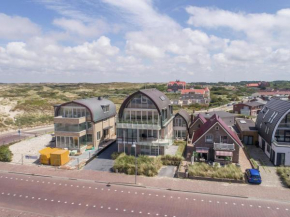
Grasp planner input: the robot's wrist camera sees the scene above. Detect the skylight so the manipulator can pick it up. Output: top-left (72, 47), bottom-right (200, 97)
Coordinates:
top-left (160, 96), bottom-right (165, 101)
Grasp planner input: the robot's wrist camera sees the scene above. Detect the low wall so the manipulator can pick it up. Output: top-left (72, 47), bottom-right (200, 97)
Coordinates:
top-left (188, 175), bottom-right (245, 183)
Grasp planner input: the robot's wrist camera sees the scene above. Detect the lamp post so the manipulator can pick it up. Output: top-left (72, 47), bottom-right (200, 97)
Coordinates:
top-left (132, 142), bottom-right (137, 185)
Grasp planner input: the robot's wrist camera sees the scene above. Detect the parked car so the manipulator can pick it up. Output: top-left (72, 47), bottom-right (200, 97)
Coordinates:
top-left (245, 169), bottom-right (262, 184)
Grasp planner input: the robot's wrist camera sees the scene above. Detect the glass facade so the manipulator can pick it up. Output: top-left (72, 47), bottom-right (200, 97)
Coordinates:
top-left (55, 122), bottom-right (90, 132)
top-left (173, 117), bottom-right (186, 127)
top-left (122, 109), bottom-right (159, 124)
top-left (117, 128), bottom-right (159, 143)
top-left (58, 106), bottom-right (90, 119)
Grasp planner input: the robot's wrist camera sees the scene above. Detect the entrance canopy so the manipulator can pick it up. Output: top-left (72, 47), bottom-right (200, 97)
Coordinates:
top-left (196, 147), bottom-right (209, 153)
top-left (215, 151), bottom-right (233, 157)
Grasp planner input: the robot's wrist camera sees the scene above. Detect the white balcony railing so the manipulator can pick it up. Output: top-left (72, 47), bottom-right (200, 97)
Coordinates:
top-left (214, 143), bottom-right (235, 151)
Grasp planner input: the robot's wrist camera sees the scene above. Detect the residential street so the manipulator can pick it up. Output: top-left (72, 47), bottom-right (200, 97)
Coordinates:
top-left (0, 172), bottom-right (289, 217)
top-left (0, 125), bottom-right (54, 146)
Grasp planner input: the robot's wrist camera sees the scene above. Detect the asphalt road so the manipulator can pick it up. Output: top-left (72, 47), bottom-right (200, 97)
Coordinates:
top-left (0, 172), bottom-right (289, 217)
top-left (0, 125), bottom-right (54, 146)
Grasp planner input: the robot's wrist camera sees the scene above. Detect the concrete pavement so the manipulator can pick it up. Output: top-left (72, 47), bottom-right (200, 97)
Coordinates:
top-left (0, 171), bottom-right (289, 217)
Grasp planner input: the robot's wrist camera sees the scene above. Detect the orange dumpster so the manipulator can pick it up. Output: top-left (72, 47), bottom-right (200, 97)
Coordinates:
top-left (50, 150), bottom-right (70, 166)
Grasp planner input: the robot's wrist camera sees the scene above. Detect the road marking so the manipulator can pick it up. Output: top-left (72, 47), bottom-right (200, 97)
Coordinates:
top-left (258, 206), bottom-right (261, 208)
top-left (95, 188), bottom-right (97, 189)
top-left (58, 201), bottom-right (61, 203)
top-left (86, 204), bottom-right (89, 207)
top-left (83, 186), bottom-right (85, 188)
top-left (156, 195), bottom-right (158, 197)
top-left (267, 207), bottom-right (270, 209)
top-left (225, 202), bottom-right (228, 204)
top-left (123, 209), bottom-right (126, 212)
top-left (139, 211), bottom-right (142, 214)
top-left (131, 210), bottom-right (133, 212)
top-left (71, 203), bottom-right (74, 205)
top-left (115, 208), bottom-right (118, 210)
top-left (286, 208), bottom-right (288, 211)
top-left (64, 202), bottom-right (67, 204)
top-left (241, 204), bottom-right (244, 206)
top-left (250, 205), bottom-right (252, 207)
top-left (209, 200), bottom-right (211, 203)
top-left (101, 206), bottom-right (103, 209)
top-left (79, 203), bottom-right (81, 206)
top-left (276, 208), bottom-right (279, 210)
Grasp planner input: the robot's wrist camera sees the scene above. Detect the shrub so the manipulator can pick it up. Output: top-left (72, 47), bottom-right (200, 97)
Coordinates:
top-left (161, 155), bottom-right (183, 166)
top-left (175, 141), bottom-right (186, 157)
top-left (113, 153), bottom-right (162, 177)
top-left (0, 146), bottom-right (12, 162)
top-left (250, 158), bottom-right (259, 169)
top-left (277, 167), bottom-right (290, 188)
top-left (111, 152), bottom-right (122, 160)
top-left (188, 163), bottom-right (244, 180)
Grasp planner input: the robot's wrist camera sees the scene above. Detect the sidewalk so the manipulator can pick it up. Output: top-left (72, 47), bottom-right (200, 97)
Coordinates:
top-left (0, 162), bottom-right (289, 202)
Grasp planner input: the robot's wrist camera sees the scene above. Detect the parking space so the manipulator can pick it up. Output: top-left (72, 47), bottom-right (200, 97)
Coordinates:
top-left (246, 145), bottom-right (284, 188)
top-left (84, 141), bottom-right (117, 172)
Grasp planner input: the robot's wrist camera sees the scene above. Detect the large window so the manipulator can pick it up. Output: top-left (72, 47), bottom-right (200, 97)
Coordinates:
top-left (205, 134), bottom-right (213, 143)
top-left (102, 105), bottom-right (110, 113)
top-left (55, 122), bottom-right (87, 132)
top-left (127, 94), bottom-right (156, 109)
top-left (56, 136), bottom-right (77, 149)
top-left (220, 136), bottom-right (228, 143)
top-left (60, 107), bottom-right (87, 118)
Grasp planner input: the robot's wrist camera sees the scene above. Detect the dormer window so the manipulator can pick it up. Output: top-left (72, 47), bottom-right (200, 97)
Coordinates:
top-left (102, 105), bottom-right (109, 113)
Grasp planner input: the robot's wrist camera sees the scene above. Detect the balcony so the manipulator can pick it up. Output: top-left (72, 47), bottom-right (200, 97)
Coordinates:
top-left (116, 119), bottom-right (161, 130)
top-left (54, 116), bottom-right (86, 124)
top-left (213, 143), bottom-right (235, 151)
top-left (277, 123), bottom-right (290, 129)
top-left (117, 137), bottom-right (173, 146)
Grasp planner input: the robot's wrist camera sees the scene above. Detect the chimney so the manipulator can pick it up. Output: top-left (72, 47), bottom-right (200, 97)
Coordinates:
top-left (190, 114), bottom-right (194, 122)
top-left (98, 96), bottom-right (102, 100)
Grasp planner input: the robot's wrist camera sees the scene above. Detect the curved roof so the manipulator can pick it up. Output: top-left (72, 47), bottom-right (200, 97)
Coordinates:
top-left (119, 89), bottom-right (171, 118)
top-left (175, 109), bottom-right (190, 127)
top-left (58, 97), bottom-right (116, 123)
top-left (256, 98), bottom-right (290, 144)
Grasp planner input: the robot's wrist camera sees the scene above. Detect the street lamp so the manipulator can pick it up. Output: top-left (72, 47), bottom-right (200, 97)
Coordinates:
top-left (132, 142), bottom-right (137, 185)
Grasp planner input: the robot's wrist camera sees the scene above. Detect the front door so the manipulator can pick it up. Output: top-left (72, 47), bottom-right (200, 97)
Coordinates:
top-left (248, 136), bottom-right (253, 145)
top-left (270, 149), bottom-right (275, 164)
top-left (262, 139), bottom-right (266, 152)
top-left (276, 153), bottom-right (285, 166)
top-left (243, 136), bottom-right (248, 145)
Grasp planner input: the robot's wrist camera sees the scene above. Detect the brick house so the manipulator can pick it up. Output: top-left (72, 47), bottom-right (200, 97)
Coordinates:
top-left (233, 101), bottom-right (265, 116)
top-left (167, 80), bottom-right (186, 92)
top-left (191, 114), bottom-right (243, 163)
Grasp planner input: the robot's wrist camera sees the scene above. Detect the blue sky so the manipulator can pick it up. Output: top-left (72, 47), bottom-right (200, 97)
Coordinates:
top-left (1, 0), bottom-right (290, 83)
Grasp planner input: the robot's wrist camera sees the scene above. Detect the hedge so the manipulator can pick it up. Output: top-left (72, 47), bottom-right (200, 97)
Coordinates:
top-left (277, 167), bottom-right (290, 188)
top-left (0, 145), bottom-right (12, 162)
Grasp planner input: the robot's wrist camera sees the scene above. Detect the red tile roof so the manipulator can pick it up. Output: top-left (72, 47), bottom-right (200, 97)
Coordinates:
top-left (192, 114), bottom-right (242, 147)
top-left (191, 113), bottom-right (207, 126)
top-left (181, 89), bottom-right (206, 94)
top-left (168, 81), bottom-right (186, 85)
top-left (246, 83), bottom-right (259, 87)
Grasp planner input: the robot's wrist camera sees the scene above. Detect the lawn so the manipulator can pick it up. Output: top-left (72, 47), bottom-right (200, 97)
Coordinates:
top-left (188, 162), bottom-right (244, 180)
top-left (276, 167), bottom-right (290, 188)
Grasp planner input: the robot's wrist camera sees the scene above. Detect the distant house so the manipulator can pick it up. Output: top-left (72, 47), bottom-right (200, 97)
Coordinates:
top-left (53, 97), bottom-right (116, 153)
top-left (117, 89), bottom-right (174, 156)
top-left (233, 101), bottom-right (265, 116)
top-left (246, 82), bottom-right (270, 88)
top-left (167, 80), bottom-right (186, 92)
top-left (191, 114), bottom-right (243, 163)
top-left (256, 98), bottom-right (290, 166)
top-left (173, 110), bottom-right (190, 140)
top-left (179, 87), bottom-right (210, 105)
top-left (234, 118), bottom-right (258, 145)
top-left (198, 111), bottom-right (238, 126)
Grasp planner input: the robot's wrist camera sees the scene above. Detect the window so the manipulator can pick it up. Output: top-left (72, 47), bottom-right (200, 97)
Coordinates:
top-left (220, 136), bottom-right (228, 143)
top-left (102, 105), bottom-right (109, 113)
top-left (97, 131), bottom-right (101, 140)
top-left (205, 134), bottom-right (213, 143)
top-left (215, 126), bottom-right (219, 131)
top-left (141, 96), bottom-right (148, 104)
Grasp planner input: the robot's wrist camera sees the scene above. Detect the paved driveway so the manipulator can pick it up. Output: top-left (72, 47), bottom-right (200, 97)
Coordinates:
top-left (84, 141), bottom-right (117, 172)
top-left (158, 166), bottom-right (176, 178)
top-left (246, 145), bottom-right (284, 188)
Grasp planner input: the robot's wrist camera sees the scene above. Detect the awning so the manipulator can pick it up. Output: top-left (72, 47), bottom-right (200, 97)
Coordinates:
top-left (103, 126), bottom-right (113, 130)
top-left (215, 151), bottom-right (233, 157)
top-left (196, 147), bottom-right (209, 153)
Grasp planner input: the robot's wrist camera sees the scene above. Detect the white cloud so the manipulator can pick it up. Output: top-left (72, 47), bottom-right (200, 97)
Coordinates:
top-left (0, 13), bottom-right (40, 40)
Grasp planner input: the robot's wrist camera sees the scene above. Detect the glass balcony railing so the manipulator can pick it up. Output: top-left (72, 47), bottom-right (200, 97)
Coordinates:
top-left (55, 123), bottom-right (87, 132)
top-left (278, 123), bottom-right (290, 128)
top-left (117, 119), bottom-right (160, 125)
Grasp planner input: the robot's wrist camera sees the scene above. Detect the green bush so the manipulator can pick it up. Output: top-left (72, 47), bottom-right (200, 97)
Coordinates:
top-left (0, 146), bottom-right (12, 162)
top-left (250, 158), bottom-right (259, 169)
top-left (161, 155), bottom-right (183, 166)
top-left (175, 141), bottom-right (186, 157)
top-left (277, 167), bottom-right (290, 188)
top-left (113, 153), bottom-right (162, 177)
top-left (111, 152), bottom-right (122, 160)
top-left (188, 163), bottom-right (244, 180)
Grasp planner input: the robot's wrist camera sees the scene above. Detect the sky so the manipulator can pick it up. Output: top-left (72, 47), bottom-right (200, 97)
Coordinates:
top-left (1, 0), bottom-right (290, 83)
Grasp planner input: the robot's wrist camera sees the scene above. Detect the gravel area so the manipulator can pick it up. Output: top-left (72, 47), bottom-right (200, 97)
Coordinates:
top-left (9, 134), bottom-right (53, 164)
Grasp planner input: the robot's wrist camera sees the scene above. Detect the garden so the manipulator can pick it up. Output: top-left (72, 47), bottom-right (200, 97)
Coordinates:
top-left (276, 167), bottom-right (290, 188)
top-left (188, 162), bottom-right (244, 181)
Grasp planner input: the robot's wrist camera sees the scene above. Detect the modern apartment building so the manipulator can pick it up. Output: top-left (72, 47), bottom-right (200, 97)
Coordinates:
top-left (53, 97), bottom-right (116, 153)
top-left (117, 89), bottom-right (174, 156)
top-left (256, 98), bottom-right (290, 166)
top-left (173, 109), bottom-right (190, 140)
